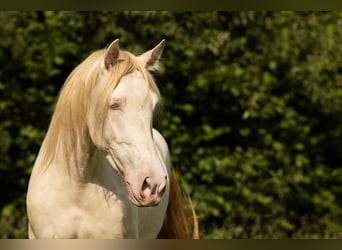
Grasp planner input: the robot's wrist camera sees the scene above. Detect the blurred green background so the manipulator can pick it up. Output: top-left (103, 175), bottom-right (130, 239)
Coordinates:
top-left (0, 11), bottom-right (341, 238)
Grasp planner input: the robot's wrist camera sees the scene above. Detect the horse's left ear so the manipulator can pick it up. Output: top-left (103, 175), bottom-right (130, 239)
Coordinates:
top-left (104, 39), bottom-right (120, 70)
top-left (138, 40), bottom-right (165, 71)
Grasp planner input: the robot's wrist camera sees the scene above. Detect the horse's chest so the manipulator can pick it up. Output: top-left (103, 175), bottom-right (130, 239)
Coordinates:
top-left (66, 183), bottom-right (168, 239)
top-left (64, 186), bottom-right (139, 238)
top-left (28, 167), bottom-right (167, 239)
top-left (29, 179), bottom-right (138, 238)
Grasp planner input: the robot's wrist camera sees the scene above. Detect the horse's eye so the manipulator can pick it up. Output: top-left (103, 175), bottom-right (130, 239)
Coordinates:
top-left (110, 103), bottom-right (120, 110)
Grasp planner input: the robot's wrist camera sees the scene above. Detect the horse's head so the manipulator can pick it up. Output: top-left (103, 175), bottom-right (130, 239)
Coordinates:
top-left (87, 39), bottom-right (167, 207)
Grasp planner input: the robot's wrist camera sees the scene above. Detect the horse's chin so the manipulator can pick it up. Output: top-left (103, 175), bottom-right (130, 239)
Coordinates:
top-left (128, 195), bottom-right (161, 207)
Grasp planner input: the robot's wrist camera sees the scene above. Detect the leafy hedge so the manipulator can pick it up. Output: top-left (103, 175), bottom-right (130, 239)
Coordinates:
top-left (0, 11), bottom-right (341, 238)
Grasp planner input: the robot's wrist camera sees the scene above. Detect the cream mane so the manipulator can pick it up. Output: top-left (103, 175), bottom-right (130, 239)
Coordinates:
top-left (37, 48), bottom-right (161, 177)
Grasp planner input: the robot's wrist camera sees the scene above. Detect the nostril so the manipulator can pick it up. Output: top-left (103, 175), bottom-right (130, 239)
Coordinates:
top-left (140, 175), bottom-right (168, 200)
top-left (158, 184), bottom-right (166, 195)
top-left (140, 177), bottom-right (151, 199)
top-left (142, 177), bottom-right (150, 189)
top-left (158, 177), bottom-right (167, 195)
top-left (141, 177), bottom-right (158, 198)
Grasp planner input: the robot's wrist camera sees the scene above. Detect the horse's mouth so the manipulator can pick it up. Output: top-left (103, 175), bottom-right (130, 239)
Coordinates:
top-left (126, 182), bottom-right (161, 207)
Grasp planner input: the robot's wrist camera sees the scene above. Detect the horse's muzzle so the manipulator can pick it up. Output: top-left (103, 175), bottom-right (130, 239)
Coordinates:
top-left (126, 175), bottom-right (167, 207)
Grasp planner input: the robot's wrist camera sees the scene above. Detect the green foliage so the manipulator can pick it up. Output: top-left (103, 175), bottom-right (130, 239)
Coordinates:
top-left (0, 11), bottom-right (341, 238)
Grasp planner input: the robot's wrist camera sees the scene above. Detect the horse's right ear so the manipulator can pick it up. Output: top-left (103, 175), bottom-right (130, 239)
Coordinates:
top-left (104, 39), bottom-right (120, 70)
top-left (138, 40), bottom-right (165, 71)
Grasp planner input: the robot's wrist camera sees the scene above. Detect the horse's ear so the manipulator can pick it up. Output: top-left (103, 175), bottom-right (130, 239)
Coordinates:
top-left (104, 39), bottom-right (120, 70)
top-left (138, 39), bottom-right (165, 71)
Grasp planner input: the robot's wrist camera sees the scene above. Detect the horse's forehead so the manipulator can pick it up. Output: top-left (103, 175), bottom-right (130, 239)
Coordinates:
top-left (114, 70), bottom-right (150, 97)
top-left (122, 69), bottom-right (144, 80)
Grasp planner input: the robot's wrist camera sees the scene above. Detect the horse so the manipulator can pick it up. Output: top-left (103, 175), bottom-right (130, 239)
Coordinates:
top-left (26, 39), bottom-right (197, 239)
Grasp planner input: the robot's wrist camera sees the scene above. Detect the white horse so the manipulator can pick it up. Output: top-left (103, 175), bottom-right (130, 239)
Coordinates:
top-left (26, 39), bottom-right (195, 239)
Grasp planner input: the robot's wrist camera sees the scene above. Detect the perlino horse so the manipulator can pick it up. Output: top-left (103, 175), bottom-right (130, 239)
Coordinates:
top-left (26, 39), bottom-right (196, 239)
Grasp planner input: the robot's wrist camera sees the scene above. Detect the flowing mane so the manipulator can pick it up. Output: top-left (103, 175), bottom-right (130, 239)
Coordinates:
top-left (37, 48), bottom-right (160, 178)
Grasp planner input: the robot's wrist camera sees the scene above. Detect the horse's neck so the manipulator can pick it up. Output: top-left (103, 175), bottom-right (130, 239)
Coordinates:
top-left (64, 145), bottom-right (123, 190)
top-left (84, 149), bottom-right (119, 184)
top-left (36, 125), bottom-right (124, 190)
top-left (63, 142), bottom-right (94, 182)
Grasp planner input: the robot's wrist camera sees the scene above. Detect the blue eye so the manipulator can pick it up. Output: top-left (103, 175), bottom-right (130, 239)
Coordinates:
top-left (110, 103), bottom-right (120, 110)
